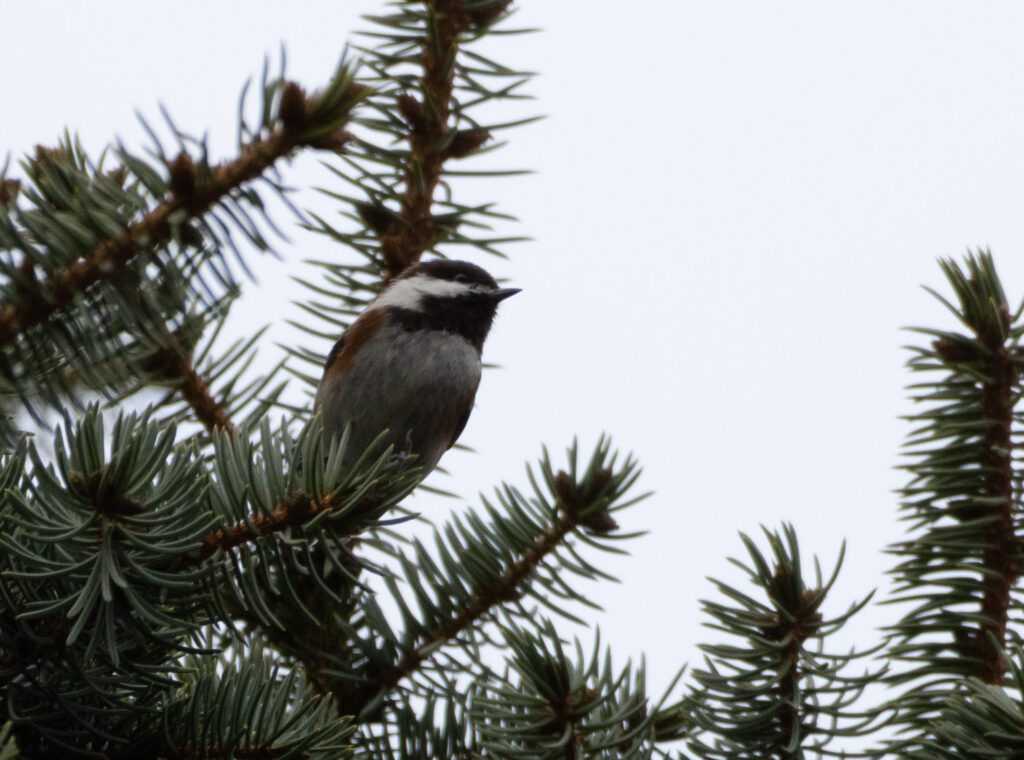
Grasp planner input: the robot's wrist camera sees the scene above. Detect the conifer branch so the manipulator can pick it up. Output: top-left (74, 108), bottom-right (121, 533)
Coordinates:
top-left (378, 514), bottom-right (575, 691)
top-left (177, 420), bottom-right (414, 576)
top-left (337, 463), bottom-right (619, 717)
top-left (334, 515), bottom-right (576, 718)
top-left (294, 0), bottom-right (527, 376)
top-left (152, 338), bottom-right (235, 433)
top-left (0, 81), bottom-right (358, 350)
top-left (688, 527), bottom-right (881, 758)
top-left (764, 570), bottom-right (823, 753)
top-left (884, 251), bottom-right (1024, 744)
top-left (119, 277), bottom-right (236, 434)
top-left (378, 0), bottom-right (496, 276)
top-left (471, 622), bottom-right (660, 758)
top-left (958, 305), bottom-right (1018, 683)
top-left (181, 489), bottom-right (378, 570)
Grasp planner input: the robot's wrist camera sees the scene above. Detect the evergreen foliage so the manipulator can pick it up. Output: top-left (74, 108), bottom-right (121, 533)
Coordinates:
top-left (686, 526), bottom-right (883, 759)
top-left (2, 2), bottom-right (1024, 758)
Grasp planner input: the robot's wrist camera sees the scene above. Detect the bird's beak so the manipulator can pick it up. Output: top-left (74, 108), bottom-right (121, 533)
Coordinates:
top-left (489, 287), bottom-right (521, 302)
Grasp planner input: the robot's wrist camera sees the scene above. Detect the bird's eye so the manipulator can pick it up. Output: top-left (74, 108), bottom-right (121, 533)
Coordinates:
top-left (454, 273), bottom-right (469, 283)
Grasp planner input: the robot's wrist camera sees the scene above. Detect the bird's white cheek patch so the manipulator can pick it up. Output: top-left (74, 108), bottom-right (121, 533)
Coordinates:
top-left (374, 276), bottom-right (478, 311)
top-left (374, 279), bottom-right (423, 310)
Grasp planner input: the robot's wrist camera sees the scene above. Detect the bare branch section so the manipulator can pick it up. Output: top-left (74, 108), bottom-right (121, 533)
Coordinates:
top-left (151, 338), bottom-right (235, 433)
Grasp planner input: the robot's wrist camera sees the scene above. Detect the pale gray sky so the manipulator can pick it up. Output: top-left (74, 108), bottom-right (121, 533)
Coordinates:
top-left (5, 1), bottom-right (1024, 705)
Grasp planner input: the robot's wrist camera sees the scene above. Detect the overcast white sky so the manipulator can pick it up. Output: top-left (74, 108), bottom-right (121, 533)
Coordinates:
top-left (5, 1), bottom-right (1024, 707)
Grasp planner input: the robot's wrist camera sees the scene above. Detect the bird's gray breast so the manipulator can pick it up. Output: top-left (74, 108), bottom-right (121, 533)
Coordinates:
top-left (317, 322), bottom-right (482, 474)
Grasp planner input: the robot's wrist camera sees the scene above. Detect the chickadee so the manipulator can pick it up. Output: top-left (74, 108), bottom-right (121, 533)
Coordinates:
top-left (314, 259), bottom-right (519, 477)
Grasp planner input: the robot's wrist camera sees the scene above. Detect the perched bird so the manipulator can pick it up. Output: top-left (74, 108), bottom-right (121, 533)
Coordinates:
top-left (314, 259), bottom-right (519, 477)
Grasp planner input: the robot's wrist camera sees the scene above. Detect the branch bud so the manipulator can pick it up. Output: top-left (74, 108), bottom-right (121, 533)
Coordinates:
top-left (279, 81), bottom-right (307, 130)
top-left (430, 212), bottom-right (462, 231)
top-left (346, 82), bottom-right (373, 101)
top-left (933, 336), bottom-right (980, 364)
top-left (445, 128), bottom-right (491, 159)
top-left (464, 0), bottom-right (514, 28)
top-left (30, 144), bottom-right (74, 210)
top-left (17, 254), bottom-right (38, 290)
top-left (168, 151), bottom-right (198, 200)
top-left (555, 468), bottom-right (618, 534)
top-left (178, 222), bottom-right (205, 249)
top-left (0, 179), bottom-right (20, 208)
top-left (67, 471), bottom-right (145, 517)
top-left (397, 93), bottom-right (428, 133)
top-left (356, 202), bottom-right (399, 235)
top-left (104, 166), bottom-right (128, 188)
top-left (310, 128), bottom-right (354, 152)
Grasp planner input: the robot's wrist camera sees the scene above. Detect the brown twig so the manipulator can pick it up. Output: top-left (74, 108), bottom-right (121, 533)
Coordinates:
top-left (151, 340), bottom-right (234, 433)
top-left (378, 0), bottom-right (471, 277)
top-left (759, 578), bottom-right (822, 754)
top-left (972, 308), bottom-right (1018, 683)
top-left (178, 488), bottom-right (362, 570)
top-left (102, 253), bottom-right (237, 433)
top-left (933, 308), bottom-right (1020, 683)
